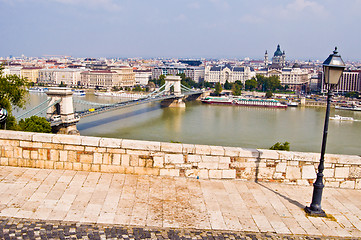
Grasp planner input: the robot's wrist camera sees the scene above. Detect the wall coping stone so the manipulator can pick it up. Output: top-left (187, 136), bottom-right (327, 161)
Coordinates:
top-left (0, 130), bottom-right (34, 141)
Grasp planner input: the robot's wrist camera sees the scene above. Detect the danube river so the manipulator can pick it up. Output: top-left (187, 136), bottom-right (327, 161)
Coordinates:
top-left (16, 93), bottom-right (361, 155)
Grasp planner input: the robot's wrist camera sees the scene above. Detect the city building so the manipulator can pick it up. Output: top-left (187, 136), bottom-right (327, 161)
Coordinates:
top-left (152, 64), bottom-right (204, 83)
top-left (80, 67), bottom-right (135, 88)
top-left (21, 67), bottom-right (43, 83)
top-left (320, 70), bottom-right (361, 93)
top-left (38, 68), bottom-right (82, 86)
top-left (134, 70), bottom-right (152, 85)
top-left (269, 44), bottom-right (286, 69)
top-left (204, 64), bottom-right (256, 84)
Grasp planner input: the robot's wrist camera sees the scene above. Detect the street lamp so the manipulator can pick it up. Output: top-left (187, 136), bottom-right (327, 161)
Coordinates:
top-left (305, 47), bottom-right (345, 216)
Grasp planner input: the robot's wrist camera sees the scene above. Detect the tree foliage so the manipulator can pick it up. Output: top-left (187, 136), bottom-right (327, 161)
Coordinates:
top-left (255, 74), bottom-right (281, 92)
top-left (0, 65), bottom-right (29, 129)
top-left (265, 91), bottom-right (273, 98)
top-left (214, 82), bottom-right (222, 95)
top-left (232, 82), bottom-right (242, 96)
top-left (245, 78), bottom-right (257, 91)
top-left (345, 91), bottom-right (359, 99)
top-left (19, 116), bottom-right (51, 133)
top-left (270, 142), bottom-right (290, 151)
top-left (224, 80), bottom-right (232, 90)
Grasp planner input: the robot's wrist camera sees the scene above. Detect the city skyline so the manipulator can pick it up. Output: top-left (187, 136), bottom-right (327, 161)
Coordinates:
top-left (1, 0), bottom-right (361, 61)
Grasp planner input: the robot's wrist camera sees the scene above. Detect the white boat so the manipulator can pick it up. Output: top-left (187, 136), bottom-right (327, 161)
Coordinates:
top-left (330, 115), bottom-right (354, 121)
top-left (335, 105), bottom-right (361, 111)
top-left (287, 101), bottom-right (299, 107)
top-left (94, 91), bottom-right (144, 99)
top-left (28, 87), bottom-right (48, 93)
top-left (72, 90), bottom-right (86, 96)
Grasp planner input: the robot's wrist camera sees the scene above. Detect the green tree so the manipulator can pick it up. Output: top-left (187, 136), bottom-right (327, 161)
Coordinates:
top-left (158, 74), bottom-right (166, 87)
top-left (19, 116), bottom-right (51, 133)
top-left (0, 65), bottom-right (29, 129)
top-left (265, 91), bottom-right (273, 98)
top-left (133, 85), bottom-right (142, 92)
top-left (224, 80), bottom-right (232, 90)
top-left (345, 91), bottom-right (359, 98)
top-left (232, 84), bottom-right (242, 96)
top-left (245, 78), bottom-right (258, 91)
top-left (270, 142), bottom-right (290, 151)
top-left (214, 82), bottom-right (222, 95)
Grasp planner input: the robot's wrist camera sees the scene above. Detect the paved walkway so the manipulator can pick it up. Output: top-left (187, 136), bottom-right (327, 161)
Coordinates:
top-left (0, 166), bottom-right (360, 239)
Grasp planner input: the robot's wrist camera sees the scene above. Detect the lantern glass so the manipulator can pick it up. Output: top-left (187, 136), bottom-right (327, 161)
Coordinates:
top-left (323, 65), bottom-right (344, 85)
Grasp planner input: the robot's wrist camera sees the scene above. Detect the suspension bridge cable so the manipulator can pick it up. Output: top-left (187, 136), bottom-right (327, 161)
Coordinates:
top-left (16, 98), bottom-right (51, 119)
top-left (33, 99), bottom-right (61, 117)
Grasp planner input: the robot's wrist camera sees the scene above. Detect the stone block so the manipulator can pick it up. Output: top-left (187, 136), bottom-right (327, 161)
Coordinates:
top-left (165, 154), bottom-right (184, 164)
top-left (8, 158), bottom-right (17, 166)
top-left (185, 169), bottom-right (197, 178)
top-left (64, 145), bottom-right (84, 151)
top-left (0, 157), bottom-right (9, 166)
top-left (285, 166), bottom-right (301, 180)
top-left (102, 153), bottom-right (111, 165)
top-left (293, 152), bottom-right (319, 162)
top-left (59, 151), bottom-right (68, 162)
top-left (82, 163), bottom-right (91, 171)
top-left (44, 161), bottom-right (54, 169)
top-left (198, 169), bottom-right (209, 179)
top-left (42, 143), bottom-right (63, 150)
top-left (79, 154), bottom-right (93, 164)
top-left (325, 181), bottom-right (340, 188)
top-left (106, 148), bottom-right (126, 154)
top-left (91, 164), bottom-right (100, 172)
top-left (302, 165), bottom-right (316, 179)
top-left (336, 155), bottom-right (361, 165)
top-left (209, 170), bottom-right (222, 179)
top-left (64, 162), bottom-right (73, 170)
top-left (93, 153), bottom-right (102, 164)
top-left (198, 162), bottom-right (218, 169)
top-left (20, 141), bottom-right (42, 148)
top-left (0, 139), bottom-right (19, 147)
top-left (340, 181), bottom-right (355, 189)
top-left (30, 151), bottom-right (38, 160)
top-left (275, 162), bottom-right (287, 173)
top-left (210, 146), bottom-right (225, 156)
top-left (73, 162), bottom-right (82, 171)
top-left (5, 147), bottom-right (14, 158)
top-left (113, 154), bottom-right (121, 165)
top-left (218, 163), bottom-right (230, 170)
top-left (32, 133), bottom-right (53, 143)
top-left (99, 138), bottom-right (122, 148)
top-left (273, 172), bottom-right (284, 179)
top-left (195, 144), bottom-right (211, 155)
top-left (239, 148), bottom-right (259, 158)
top-left (323, 168), bottom-right (334, 178)
top-left (187, 155), bottom-right (201, 163)
top-left (258, 167), bottom-right (274, 179)
top-left (36, 160), bottom-right (45, 169)
top-left (54, 162), bottom-right (64, 169)
top-left (258, 149), bottom-right (279, 160)
top-left (219, 157), bottom-right (231, 163)
top-left (161, 142), bottom-right (183, 153)
top-left (68, 151), bottom-right (76, 162)
top-left (53, 134), bottom-right (81, 145)
top-left (182, 144), bottom-right (195, 154)
top-left (160, 169), bottom-right (179, 177)
top-left (38, 149), bottom-right (48, 160)
top-left (202, 155), bottom-right (219, 163)
top-left (335, 167), bottom-right (350, 179)
top-left (81, 136), bottom-right (100, 146)
top-left (0, 130), bottom-right (33, 141)
top-left (121, 154), bottom-right (130, 166)
top-left (279, 151), bottom-right (294, 160)
top-left (222, 169), bottom-right (236, 179)
top-left (355, 179), bottom-right (361, 189)
top-left (224, 147), bottom-right (240, 157)
top-left (153, 157), bottom-right (164, 168)
top-left (122, 139), bottom-right (160, 151)
top-left (49, 150), bottom-right (59, 161)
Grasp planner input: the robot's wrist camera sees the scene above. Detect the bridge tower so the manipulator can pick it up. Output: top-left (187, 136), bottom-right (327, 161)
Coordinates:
top-left (161, 75), bottom-right (185, 108)
top-left (46, 87), bottom-right (80, 135)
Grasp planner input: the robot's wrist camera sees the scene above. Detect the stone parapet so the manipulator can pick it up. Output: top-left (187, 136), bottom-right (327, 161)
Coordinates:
top-left (1, 130), bottom-right (361, 189)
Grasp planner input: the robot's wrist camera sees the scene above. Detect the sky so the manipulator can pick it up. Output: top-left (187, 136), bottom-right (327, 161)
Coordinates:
top-left (0, 0), bottom-right (361, 61)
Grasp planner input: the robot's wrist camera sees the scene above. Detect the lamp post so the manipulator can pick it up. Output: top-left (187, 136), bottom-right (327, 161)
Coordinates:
top-left (305, 47), bottom-right (345, 216)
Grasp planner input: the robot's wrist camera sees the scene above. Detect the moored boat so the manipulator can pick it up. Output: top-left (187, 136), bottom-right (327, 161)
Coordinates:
top-left (330, 115), bottom-right (354, 121)
top-left (234, 98), bottom-right (287, 108)
top-left (72, 90), bottom-right (86, 96)
top-left (335, 105), bottom-right (361, 111)
top-left (28, 87), bottom-right (48, 93)
top-left (200, 96), bottom-right (234, 105)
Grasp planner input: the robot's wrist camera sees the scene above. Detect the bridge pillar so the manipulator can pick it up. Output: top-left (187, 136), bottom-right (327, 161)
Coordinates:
top-left (46, 87), bottom-right (80, 135)
top-left (162, 76), bottom-right (185, 108)
top-left (165, 75), bottom-right (182, 96)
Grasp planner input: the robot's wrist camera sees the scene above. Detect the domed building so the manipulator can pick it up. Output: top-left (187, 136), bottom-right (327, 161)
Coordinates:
top-left (270, 44), bottom-right (286, 69)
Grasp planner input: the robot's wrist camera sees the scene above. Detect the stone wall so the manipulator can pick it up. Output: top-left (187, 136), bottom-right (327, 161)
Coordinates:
top-left (1, 130), bottom-right (361, 189)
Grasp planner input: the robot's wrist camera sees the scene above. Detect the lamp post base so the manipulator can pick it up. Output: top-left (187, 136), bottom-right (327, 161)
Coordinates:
top-left (304, 206), bottom-right (327, 217)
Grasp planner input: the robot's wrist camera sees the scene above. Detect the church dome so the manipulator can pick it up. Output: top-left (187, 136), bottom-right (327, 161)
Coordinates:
top-left (274, 45), bottom-right (283, 57)
top-left (292, 63), bottom-right (300, 68)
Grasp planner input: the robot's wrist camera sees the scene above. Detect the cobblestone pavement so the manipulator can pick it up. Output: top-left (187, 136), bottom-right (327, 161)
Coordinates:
top-left (0, 218), bottom-right (355, 240)
top-left (1, 167), bottom-right (361, 239)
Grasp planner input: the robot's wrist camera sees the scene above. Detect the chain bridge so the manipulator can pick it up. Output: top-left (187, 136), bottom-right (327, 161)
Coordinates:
top-left (16, 76), bottom-right (204, 134)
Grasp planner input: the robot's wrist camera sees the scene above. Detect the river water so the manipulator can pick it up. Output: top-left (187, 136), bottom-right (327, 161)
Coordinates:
top-left (15, 93), bottom-right (361, 155)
